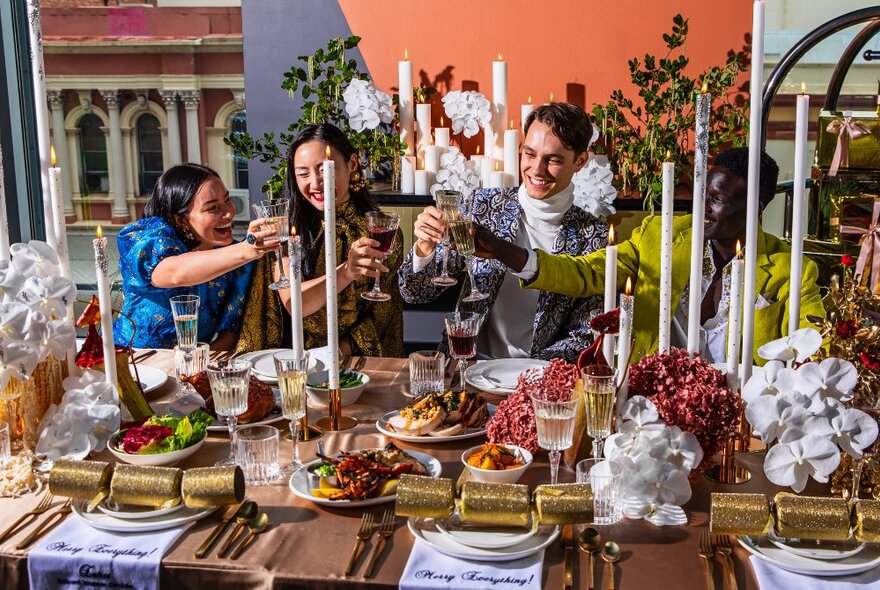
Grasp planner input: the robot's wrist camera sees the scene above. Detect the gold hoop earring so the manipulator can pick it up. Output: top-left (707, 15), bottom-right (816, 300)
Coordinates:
top-left (349, 170), bottom-right (367, 192)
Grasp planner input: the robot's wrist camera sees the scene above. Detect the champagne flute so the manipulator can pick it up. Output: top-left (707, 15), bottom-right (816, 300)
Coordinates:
top-left (431, 190), bottom-right (461, 287)
top-left (582, 365), bottom-right (617, 461)
top-left (207, 359), bottom-right (252, 466)
top-left (444, 312), bottom-right (480, 393)
top-left (448, 200), bottom-right (488, 302)
top-left (531, 394), bottom-right (579, 485)
top-left (274, 350), bottom-right (310, 476)
top-left (361, 211), bottom-right (400, 302)
top-left (252, 199), bottom-right (290, 290)
top-left (170, 294), bottom-right (199, 391)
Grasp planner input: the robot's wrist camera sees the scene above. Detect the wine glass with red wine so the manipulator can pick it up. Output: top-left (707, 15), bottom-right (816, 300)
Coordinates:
top-left (444, 311), bottom-right (481, 392)
top-left (361, 211), bottom-right (400, 302)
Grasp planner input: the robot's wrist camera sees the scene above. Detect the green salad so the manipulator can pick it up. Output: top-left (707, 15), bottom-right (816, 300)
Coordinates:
top-left (116, 410), bottom-right (214, 455)
top-left (317, 370), bottom-right (364, 389)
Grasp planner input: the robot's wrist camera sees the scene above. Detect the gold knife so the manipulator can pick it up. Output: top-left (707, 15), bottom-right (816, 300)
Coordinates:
top-left (561, 524), bottom-right (574, 590)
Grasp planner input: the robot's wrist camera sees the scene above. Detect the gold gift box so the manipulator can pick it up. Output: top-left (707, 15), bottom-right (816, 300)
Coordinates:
top-left (816, 112), bottom-right (880, 172)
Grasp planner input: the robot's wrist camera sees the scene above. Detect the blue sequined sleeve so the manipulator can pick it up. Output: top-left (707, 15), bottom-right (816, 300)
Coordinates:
top-left (117, 217), bottom-right (187, 292)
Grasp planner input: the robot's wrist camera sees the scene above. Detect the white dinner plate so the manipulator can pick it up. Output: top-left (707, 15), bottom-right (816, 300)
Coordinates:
top-left (376, 405), bottom-right (496, 443)
top-left (288, 450), bottom-right (441, 508)
top-left (738, 535), bottom-right (880, 576)
top-left (96, 501), bottom-right (184, 521)
top-left (73, 502), bottom-right (215, 533)
top-left (464, 359), bottom-right (549, 395)
top-left (408, 517), bottom-right (559, 562)
top-left (206, 387), bottom-right (284, 432)
top-left (238, 347), bottom-right (329, 382)
top-left (767, 531), bottom-right (867, 561)
top-left (435, 511), bottom-right (537, 549)
top-left (131, 364), bottom-right (168, 394)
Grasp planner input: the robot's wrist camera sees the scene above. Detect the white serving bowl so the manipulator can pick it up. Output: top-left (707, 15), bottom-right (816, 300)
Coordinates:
top-left (305, 370), bottom-right (369, 408)
top-left (108, 434), bottom-right (205, 467)
top-left (461, 444), bottom-right (533, 484)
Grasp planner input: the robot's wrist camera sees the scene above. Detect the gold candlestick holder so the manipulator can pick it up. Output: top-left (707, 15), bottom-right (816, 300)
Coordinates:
top-left (298, 404), bottom-right (323, 441)
top-left (316, 388), bottom-right (357, 431)
top-left (704, 436), bottom-right (751, 484)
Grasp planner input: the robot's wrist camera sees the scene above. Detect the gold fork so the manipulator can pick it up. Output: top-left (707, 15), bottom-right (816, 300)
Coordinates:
top-left (345, 512), bottom-right (374, 575)
top-left (698, 530), bottom-right (716, 590)
top-left (712, 534), bottom-right (738, 590)
top-left (0, 491), bottom-right (54, 544)
top-left (363, 510), bottom-right (394, 578)
top-left (17, 499), bottom-right (73, 549)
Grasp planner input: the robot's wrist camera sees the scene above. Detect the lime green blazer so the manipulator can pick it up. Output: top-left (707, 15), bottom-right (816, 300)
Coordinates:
top-left (527, 215), bottom-right (825, 365)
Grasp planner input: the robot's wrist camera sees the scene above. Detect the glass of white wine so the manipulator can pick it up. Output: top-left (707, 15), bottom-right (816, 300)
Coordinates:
top-left (207, 359), bottom-right (252, 466)
top-left (273, 350), bottom-right (310, 475)
top-left (432, 190), bottom-right (462, 287)
top-left (582, 365), bottom-right (617, 461)
top-left (448, 200), bottom-right (488, 302)
top-left (531, 394), bottom-right (580, 485)
top-left (252, 199), bottom-right (290, 290)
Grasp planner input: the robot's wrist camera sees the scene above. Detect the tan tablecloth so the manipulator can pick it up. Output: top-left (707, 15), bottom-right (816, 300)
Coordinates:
top-left (0, 353), bottom-right (779, 589)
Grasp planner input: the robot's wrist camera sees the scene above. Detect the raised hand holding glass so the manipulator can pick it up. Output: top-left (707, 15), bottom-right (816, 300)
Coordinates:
top-left (252, 199), bottom-right (290, 290)
top-left (361, 211), bottom-right (400, 302)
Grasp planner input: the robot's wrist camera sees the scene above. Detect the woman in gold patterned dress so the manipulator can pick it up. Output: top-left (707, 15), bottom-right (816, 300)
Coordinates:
top-left (237, 124), bottom-right (404, 357)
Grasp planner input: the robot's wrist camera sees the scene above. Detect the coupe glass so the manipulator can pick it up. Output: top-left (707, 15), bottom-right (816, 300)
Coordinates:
top-left (252, 199), bottom-right (290, 290)
top-left (582, 365), bottom-right (617, 461)
top-left (444, 312), bottom-right (480, 393)
top-left (431, 190), bottom-right (462, 287)
top-left (449, 198), bottom-right (488, 302)
top-left (274, 350), bottom-right (310, 475)
top-left (207, 359), bottom-right (252, 466)
top-left (361, 211), bottom-right (400, 302)
top-left (531, 394), bottom-right (579, 485)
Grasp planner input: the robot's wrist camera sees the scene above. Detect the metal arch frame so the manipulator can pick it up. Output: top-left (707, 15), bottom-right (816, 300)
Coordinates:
top-left (760, 6), bottom-right (880, 149)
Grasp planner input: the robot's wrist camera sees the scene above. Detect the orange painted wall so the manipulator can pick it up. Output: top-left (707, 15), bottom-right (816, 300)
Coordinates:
top-left (340, 0), bottom-right (751, 126)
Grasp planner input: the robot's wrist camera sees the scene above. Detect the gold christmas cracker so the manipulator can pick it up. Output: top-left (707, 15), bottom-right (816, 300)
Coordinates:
top-left (854, 500), bottom-right (880, 543)
top-left (181, 466), bottom-right (245, 508)
top-left (48, 459), bottom-right (113, 502)
top-left (110, 464), bottom-right (182, 508)
top-left (395, 474), bottom-right (455, 519)
top-left (533, 483), bottom-right (594, 525)
top-left (709, 493), bottom-right (772, 536)
top-left (774, 493), bottom-right (852, 541)
top-left (459, 481), bottom-right (531, 527)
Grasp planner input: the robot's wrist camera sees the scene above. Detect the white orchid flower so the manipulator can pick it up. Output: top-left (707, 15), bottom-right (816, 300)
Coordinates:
top-left (430, 147), bottom-right (481, 198)
top-left (763, 435), bottom-right (841, 492)
top-left (572, 155), bottom-right (617, 217)
top-left (342, 78), bottom-right (393, 132)
top-left (10, 241), bottom-right (60, 277)
top-left (644, 504), bottom-right (688, 526)
top-left (624, 455), bottom-right (692, 506)
top-left (651, 426), bottom-right (704, 472)
top-left (793, 358), bottom-right (858, 410)
top-left (43, 319), bottom-right (76, 360)
top-left (442, 90), bottom-right (491, 138)
top-left (756, 327), bottom-right (822, 363)
top-left (0, 302), bottom-right (32, 341)
top-left (745, 394), bottom-right (811, 443)
top-left (0, 261), bottom-right (25, 302)
top-left (621, 395), bottom-right (659, 424)
top-left (16, 275), bottom-right (76, 318)
top-left (741, 361), bottom-right (799, 403)
top-left (805, 408), bottom-right (879, 458)
top-left (62, 368), bottom-right (106, 392)
top-left (0, 341), bottom-right (38, 390)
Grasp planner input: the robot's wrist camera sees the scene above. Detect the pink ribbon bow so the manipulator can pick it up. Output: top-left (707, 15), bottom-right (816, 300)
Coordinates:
top-left (851, 201), bottom-right (880, 296)
top-left (826, 116), bottom-right (870, 177)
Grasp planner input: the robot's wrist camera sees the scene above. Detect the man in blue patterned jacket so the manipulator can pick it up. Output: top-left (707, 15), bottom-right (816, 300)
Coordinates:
top-left (398, 103), bottom-right (608, 362)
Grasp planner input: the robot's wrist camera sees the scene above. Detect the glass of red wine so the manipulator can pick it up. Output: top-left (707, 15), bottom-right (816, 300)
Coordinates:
top-left (361, 211), bottom-right (400, 302)
top-left (444, 311), bottom-right (481, 392)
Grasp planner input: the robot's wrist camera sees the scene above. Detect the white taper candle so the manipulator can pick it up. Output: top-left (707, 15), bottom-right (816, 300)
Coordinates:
top-left (322, 147), bottom-right (339, 389)
top-left (727, 243), bottom-right (744, 390)
top-left (658, 159), bottom-right (675, 352)
top-left (93, 227), bottom-right (117, 386)
top-left (603, 225), bottom-right (618, 365)
top-left (687, 89), bottom-right (711, 355)
top-left (788, 86), bottom-right (810, 336)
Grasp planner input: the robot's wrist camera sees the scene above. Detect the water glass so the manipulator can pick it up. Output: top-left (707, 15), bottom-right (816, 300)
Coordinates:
top-left (408, 350), bottom-right (446, 397)
top-left (274, 350), bottom-right (309, 475)
top-left (174, 342), bottom-right (209, 400)
top-left (582, 365), bottom-right (617, 460)
top-left (252, 199), bottom-right (290, 290)
top-left (531, 394), bottom-right (579, 485)
top-left (0, 421), bottom-right (9, 467)
top-left (235, 425), bottom-right (281, 486)
top-left (444, 312), bottom-right (481, 392)
top-left (207, 359), bottom-right (251, 466)
top-left (169, 295), bottom-right (200, 350)
top-left (576, 458), bottom-right (623, 525)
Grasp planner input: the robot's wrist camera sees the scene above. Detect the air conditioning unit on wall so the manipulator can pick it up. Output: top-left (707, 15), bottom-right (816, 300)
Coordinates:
top-left (229, 189), bottom-right (251, 222)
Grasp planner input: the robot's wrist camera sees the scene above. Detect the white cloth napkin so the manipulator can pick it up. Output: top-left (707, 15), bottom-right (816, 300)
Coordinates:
top-left (399, 537), bottom-right (543, 590)
top-left (28, 515), bottom-right (187, 590)
top-left (750, 555), bottom-right (880, 589)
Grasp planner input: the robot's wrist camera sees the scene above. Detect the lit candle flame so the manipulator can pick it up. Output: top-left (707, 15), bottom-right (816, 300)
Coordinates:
top-left (736, 240), bottom-right (742, 256)
top-left (495, 161), bottom-right (500, 171)
top-left (291, 226), bottom-right (297, 237)
top-left (665, 149), bottom-right (671, 161)
top-left (509, 120), bottom-right (514, 129)
top-left (50, 145), bottom-right (57, 167)
top-left (440, 116), bottom-right (445, 126)
top-left (325, 145), bottom-right (331, 159)
top-left (800, 81), bottom-right (806, 94)
top-left (404, 49), bottom-right (408, 61)
top-left (701, 81), bottom-right (708, 94)
top-left (609, 224), bottom-right (615, 245)
top-left (549, 91), bottom-right (554, 102)
top-left (497, 53), bottom-right (503, 61)
top-left (96, 226), bottom-right (103, 239)
top-left (476, 145), bottom-right (481, 155)
top-left (625, 276), bottom-right (632, 296)
top-left (528, 96), bottom-right (532, 104)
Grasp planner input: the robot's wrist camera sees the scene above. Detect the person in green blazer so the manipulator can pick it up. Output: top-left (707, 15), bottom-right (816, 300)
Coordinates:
top-left (471, 147), bottom-right (825, 365)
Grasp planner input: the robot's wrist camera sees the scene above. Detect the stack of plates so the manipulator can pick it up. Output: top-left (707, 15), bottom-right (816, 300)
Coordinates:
top-left (74, 501), bottom-right (216, 533)
top-left (464, 359), bottom-right (549, 396)
top-left (237, 348), bottom-right (323, 383)
top-left (739, 533), bottom-right (880, 576)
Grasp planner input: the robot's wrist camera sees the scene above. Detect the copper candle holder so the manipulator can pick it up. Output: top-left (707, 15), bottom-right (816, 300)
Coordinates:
top-left (316, 388), bottom-right (357, 431)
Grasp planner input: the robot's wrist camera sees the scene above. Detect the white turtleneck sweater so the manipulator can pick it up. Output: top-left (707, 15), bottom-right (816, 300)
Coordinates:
top-left (413, 184), bottom-right (574, 358)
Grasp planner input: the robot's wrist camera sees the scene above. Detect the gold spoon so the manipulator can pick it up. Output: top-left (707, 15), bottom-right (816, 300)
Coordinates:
top-left (601, 541), bottom-right (621, 590)
top-left (579, 528), bottom-right (602, 590)
top-left (229, 512), bottom-right (270, 560)
top-left (216, 501), bottom-right (258, 558)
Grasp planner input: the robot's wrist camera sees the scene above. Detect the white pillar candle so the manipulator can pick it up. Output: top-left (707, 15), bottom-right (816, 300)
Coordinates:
top-left (740, 0), bottom-right (766, 386)
top-left (93, 227), bottom-right (117, 386)
top-left (503, 125), bottom-right (519, 187)
top-left (727, 242), bottom-right (744, 390)
top-left (434, 122), bottom-right (450, 149)
top-left (423, 145), bottom-right (440, 175)
top-left (521, 99), bottom-right (536, 131)
top-left (687, 88), bottom-right (711, 355)
top-left (489, 167), bottom-right (505, 189)
top-left (398, 52), bottom-right (415, 156)
top-left (0, 139), bottom-right (9, 259)
top-left (416, 103), bottom-right (432, 155)
top-left (616, 277), bottom-right (634, 416)
top-left (414, 170), bottom-right (430, 195)
top-left (288, 229), bottom-right (304, 359)
top-left (400, 155), bottom-right (415, 194)
top-left (492, 56), bottom-right (508, 160)
top-left (322, 147), bottom-right (340, 389)
top-left (603, 225), bottom-right (618, 365)
top-left (480, 157), bottom-right (493, 188)
top-left (658, 158), bottom-right (675, 352)
top-left (788, 86), bottom-right (810, 337)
